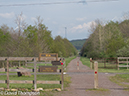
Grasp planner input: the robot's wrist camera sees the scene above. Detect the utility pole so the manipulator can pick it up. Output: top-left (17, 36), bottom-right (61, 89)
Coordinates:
top-left (65, 27), bottom-right (67, 39)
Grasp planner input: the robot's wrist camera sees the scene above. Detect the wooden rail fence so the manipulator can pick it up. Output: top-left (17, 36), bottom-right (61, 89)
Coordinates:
top-left (117, 57), bottom-right (129, 70)
top-left (0, 57), bottom-right (64, 90)
top-left (90, 57), bottom-right (129, 70)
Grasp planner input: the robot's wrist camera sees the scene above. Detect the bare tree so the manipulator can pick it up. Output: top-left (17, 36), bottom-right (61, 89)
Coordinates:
top-left (15, 12), bottom-right (27, 37)
top-left (122, 12), bottom-right (129, 20)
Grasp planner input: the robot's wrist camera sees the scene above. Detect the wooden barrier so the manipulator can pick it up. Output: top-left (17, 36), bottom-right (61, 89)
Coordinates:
top-left (118, 57), bottom-right (129, 70)
top-left (0, 57), bottom-right (63, 90)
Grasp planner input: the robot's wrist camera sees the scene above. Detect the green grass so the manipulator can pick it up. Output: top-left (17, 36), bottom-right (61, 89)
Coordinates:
top-left (109, 74), bottom-right (129, 91)
top-left (98, 68), bottom-right (129, 73)
top-left (80, 57), bottom-right (129, 73)
top-left (80, 57), bottom-right (90, 67)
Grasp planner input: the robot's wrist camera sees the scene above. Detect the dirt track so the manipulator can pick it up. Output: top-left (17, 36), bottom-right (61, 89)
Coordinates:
top-left (56, 57), bottom-right (129, 96)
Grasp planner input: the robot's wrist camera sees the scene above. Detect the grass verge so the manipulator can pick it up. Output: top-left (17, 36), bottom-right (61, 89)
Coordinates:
top-left (109, 74), bottom-right (129, 91)
top-left (86, 88), bottom-right (109, 91)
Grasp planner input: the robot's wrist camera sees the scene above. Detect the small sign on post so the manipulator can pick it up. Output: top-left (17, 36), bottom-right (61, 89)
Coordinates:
top-left (39, 66), bottom-right (58, 72)
top-left (51, 61), bottom-right (61, 66)
top-left (94, 61), bottom-right (98, 89)
top-left (39, 53), bottom-right (58, 61)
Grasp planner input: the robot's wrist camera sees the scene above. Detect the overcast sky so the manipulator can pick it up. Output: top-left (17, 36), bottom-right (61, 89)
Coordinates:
top-left (0, 0), bottom-right (129, 40)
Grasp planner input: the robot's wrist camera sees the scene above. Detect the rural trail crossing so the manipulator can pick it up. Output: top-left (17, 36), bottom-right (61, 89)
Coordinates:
top-left (55, 57), bottom-right (129, 96)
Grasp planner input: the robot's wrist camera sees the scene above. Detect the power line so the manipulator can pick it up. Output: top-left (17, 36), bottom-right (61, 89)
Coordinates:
top-left (0, 0), bottom-right (118, 7)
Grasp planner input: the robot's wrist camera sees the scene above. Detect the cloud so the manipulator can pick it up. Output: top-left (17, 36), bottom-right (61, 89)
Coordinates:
top-left (71, 21), bottom-right (97, 33)
top-left (0, 12), bottom-right (15, 18)
top-left (76, 17), bottom-right (87, 21)
top-left (52, 21), bottom-right (57, 24)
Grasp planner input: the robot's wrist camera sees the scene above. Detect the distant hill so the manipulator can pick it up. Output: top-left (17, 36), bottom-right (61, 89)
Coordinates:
top-left (70, 39), bottom-right (86, 50)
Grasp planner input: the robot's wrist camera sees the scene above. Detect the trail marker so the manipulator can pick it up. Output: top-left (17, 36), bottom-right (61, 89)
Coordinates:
top-left (90, 58), bottom-right (92, 69)
top-left (77, 61), bottom-right (79, 70)
top-left (94, 61), bottom-right (98, 89)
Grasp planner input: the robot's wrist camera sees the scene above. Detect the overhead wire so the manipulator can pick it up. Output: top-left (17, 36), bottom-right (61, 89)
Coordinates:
top-left (0, 0), bottom-right (119, 7)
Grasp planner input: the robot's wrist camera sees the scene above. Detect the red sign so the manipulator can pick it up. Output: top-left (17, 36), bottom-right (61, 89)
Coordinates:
top-left (61, 62), bottom-right (63, 65)
top-left (95, 71), bottom-right (97, 74)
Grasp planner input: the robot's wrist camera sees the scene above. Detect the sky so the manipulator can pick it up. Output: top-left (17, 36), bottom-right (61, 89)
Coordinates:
top-left (0, 0), bottom-right (129, 40)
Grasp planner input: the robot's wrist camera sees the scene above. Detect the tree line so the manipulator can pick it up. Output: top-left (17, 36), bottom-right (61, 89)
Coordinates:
top-left (81, 19), bottom-right (129, 58)
top-left (0, 15), bottom-right (77, 57)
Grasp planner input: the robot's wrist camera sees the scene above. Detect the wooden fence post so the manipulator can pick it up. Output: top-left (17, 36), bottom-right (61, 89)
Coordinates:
top-left (6, 58), bottom-right (9, 89)
top-left (34, 57), bottom-right (37, 90)
top-left (61, 62), bottom-right (64, 90)
top-left (126, 58), bottom-right (128, 69)
top-left (104, 58), bottom-right (106, 68)
top-left (19, 61), bottom-right (20, 67)
top-left (94, 61), bottom-right (98, 89)
top-left (56, 53), bottom-right (58, 61)
top-left (117, 58), bottom-right (119, 70)
top-left (25, 60), bottom-right (27, 67)
top-left (90, 58), bottom-right (92, 69)
top-left (116, 58), bottom-right (118, 69)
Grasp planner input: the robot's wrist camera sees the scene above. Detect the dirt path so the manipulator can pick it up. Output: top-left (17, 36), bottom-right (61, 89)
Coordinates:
top-left (56, 57), bottom-right (129, 96)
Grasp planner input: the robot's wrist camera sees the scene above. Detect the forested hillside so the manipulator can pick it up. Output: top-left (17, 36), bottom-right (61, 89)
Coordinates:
top-left (81, 20), bottom-right (129, 58)
top-left (70, 39), bottom-right (86, 50)
top-left (0, 16), bottom-right (77, 57)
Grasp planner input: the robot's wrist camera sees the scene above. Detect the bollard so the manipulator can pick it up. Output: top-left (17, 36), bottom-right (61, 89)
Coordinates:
top-left (77, 61), bottom-right (79, 70)
top-left (90, 58), bottom-right (92, 69)
top-left (94, 61), bottom-right (98, 89)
